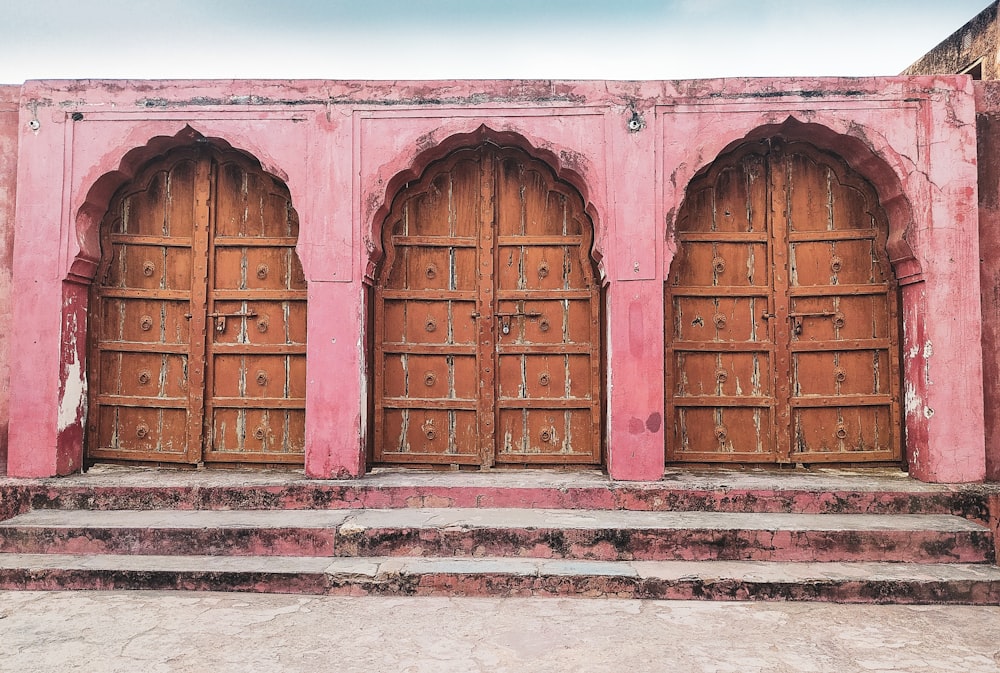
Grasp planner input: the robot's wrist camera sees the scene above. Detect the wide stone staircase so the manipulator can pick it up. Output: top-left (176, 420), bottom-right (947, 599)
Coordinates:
top-left (1, 466), bottom-right (998, 603)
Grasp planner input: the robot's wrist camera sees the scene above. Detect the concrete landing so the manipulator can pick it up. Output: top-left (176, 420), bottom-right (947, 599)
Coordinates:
top-left (4, 592), bottom-right (1000, 673)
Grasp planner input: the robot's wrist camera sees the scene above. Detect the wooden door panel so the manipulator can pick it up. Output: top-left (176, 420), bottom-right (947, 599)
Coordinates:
top-left (382, 409), bottom-right (481, 459)
top-left (285, 302), bottom-right (308, 345)
top-left (211, 409), bottom-right (253, 453)
top-left (209, 300), bottom-right (255, 344)
top-left (791, 240), bottom-right (877, 286)
top-left (566, 354), bottom-right (593, 399)
top-left (210, 406), bottom-right (305, 456)
top-left (526, 409), bottom-right (565, 457)
top-left (673, 407), bottom-right (774, 456)
top-left (499, 353), bottom-right (590, 400)
top-left (164, 248), bottom-right (194, 290)
top-left (671, 297), bottom-right (767, 343)
top-left (786, 154), bottom-right (832, 231)
top-left (405, 300), bottom-right (452, 345)
top-left (497, 408), bottom-right (594, 460)
top-left (833, 295), bottom-right (890, 340)
top-left (829, 184), bottom-right (870, 230)
top-left (450, 302), bottom-right (479, 345)
top-left (794, 406), bottom-right (894, 457)
top-left (668, 141), bottom-right (901, 464)
top-left (384, 299), bottom-right (478, 346)
top-left (161, 161), bottom-right (198, 237)
top-left (410, 175), bottom-right (451, 238)
top-left (405, 248), bottom-right (453, 291)
top-left (381, 353), bottom-right (479, 402)
top-left (674, 352), bottom-right (772, 398)
top-left (115, 353), bottom-right (187, 398)
top-left (96, 352), bottom-right (188, 405)
top-left (214, 163), bottom-right (295, 239)
top-left (716, 243), bottom-right (769, 288)
top-left (114, 407), bottom-right (185, 455)
top-left (381, 354), bottom-right (407, 398)
top-left (404, 354), bottom-right (453, 399)
top-left (497, 354), bottom-right (525, 399)
top-left (210, 354), bottom-right (244, 398)
top-left (794, 351), bottom-right (888, 397)
top-left (124, 174), bottom-right (169, 235)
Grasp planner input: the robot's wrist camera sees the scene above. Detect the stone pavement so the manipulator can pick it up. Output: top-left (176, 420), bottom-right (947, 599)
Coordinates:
top-left (1, 591), bottom-right (999, 673)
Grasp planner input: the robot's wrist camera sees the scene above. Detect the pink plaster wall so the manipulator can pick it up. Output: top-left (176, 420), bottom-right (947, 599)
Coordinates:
top-left (2, 77), bottom-right (988, 482)
top-left (0, 86), bottom-right (18, 475)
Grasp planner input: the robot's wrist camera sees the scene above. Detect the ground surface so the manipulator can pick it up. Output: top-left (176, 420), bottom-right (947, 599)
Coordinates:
top-left (1, 591), bottom-right (999, 673)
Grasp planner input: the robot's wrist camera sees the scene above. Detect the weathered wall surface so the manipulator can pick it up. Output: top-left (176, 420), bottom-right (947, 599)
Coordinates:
top-left (2, 77), bottom-right (987, 482)
top-left (903, 2), bottom-right (999, 78)
top-left (0, 86), bottom-right (19, 475)
top-left (976, 80), bottom-right (1000, 481)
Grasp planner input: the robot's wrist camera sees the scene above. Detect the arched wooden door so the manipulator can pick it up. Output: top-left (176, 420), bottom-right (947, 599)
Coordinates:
top-left (87, 146), bottom-right (307, 466)
top-left (666, 140), bottom-right (901, 463)
top-left (374, 145), bottom-right (602, 468)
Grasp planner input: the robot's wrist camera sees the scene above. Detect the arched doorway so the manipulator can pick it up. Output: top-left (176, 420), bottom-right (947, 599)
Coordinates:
top-left (373, 144), bottom-right (602, 468)
top-left (666, 139), bottom-right (902, 464)
top-left (86, 145), bottom-right (307, 466)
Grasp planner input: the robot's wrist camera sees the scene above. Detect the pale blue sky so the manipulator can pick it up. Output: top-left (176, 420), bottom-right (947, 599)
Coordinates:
top-left (0, 0), bottom-right (991, 83)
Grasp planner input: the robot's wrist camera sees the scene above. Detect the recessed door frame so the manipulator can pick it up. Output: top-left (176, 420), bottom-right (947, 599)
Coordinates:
top-left (86, 145), bottom-right (307, 467)
top-left (372, 143), bottom-right (603, 468)
top-left (666, 138), bottom-right (903, 464)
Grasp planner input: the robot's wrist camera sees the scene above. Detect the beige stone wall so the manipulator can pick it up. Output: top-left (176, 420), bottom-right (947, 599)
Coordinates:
top-left (903, 2), bottom-right (999, 79)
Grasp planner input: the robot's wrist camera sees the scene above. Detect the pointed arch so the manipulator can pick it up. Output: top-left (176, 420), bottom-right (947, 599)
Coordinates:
top-left (679, 117), bottom-right (920, 283)
top-left (72, 126), bottom-right (291, 282)
top-left (365, 125), bottom-right (605, 283)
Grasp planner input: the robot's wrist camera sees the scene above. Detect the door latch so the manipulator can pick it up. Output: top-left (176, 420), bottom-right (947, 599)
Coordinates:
top-left (495, 309), bottom-right (542, 336)
top-left (788, 310), bottom-right (837, 336)
top-left (207, 310), bottom-right (258, 333)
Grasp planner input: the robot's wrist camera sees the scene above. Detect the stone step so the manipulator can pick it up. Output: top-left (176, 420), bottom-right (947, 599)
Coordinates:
top-left (5, 468), bottom-right (992, 521)
top-left (0, 508), bottom-right (991, 563)
top-left (2, 553), bottom-right (999, 603)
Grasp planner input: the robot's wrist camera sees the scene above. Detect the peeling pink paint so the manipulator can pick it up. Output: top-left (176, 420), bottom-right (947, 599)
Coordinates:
top-left (0, 77), bottom-right (989, 483)
top-left (0, 87), bottom-right (16, 476)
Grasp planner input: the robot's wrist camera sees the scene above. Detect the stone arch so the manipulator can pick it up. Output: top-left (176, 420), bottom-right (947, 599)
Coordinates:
top-left (672, 117), bottom-right (920, 283)
top-left (71, 126), bottom-right (292, 282)
top-left (365, 125), bottom-right (606, 283)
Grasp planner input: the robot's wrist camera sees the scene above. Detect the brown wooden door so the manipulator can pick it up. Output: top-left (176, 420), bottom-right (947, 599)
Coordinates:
top-left (666, 140), bottom-right (901, 463)
top-left (87, 146), bottom-right (307, 466)
top-left (374, 146), bottom-right (601, 467)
